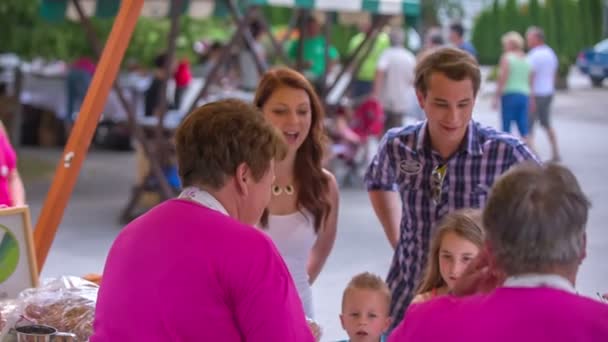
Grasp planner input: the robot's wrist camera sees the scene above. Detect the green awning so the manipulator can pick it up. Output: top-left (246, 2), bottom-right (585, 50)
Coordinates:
top-left (248, 0), bottom-right (420, 16)
top-left (40, 0), bottom-right (420, 22)
top-left (39, 0), bottom-right (233, 22)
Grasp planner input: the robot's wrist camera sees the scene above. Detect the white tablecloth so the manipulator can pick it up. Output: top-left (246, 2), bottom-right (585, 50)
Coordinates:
top-left (19, 72), bottom-right (147, 122)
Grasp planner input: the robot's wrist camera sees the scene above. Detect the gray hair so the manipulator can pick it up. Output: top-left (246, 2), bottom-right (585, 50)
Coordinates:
top-left (389, 27), bottom-right (405, 46)
top-left (526, 26), bottom-right (545, 42)
top-left (483, 162), bottom-right (590, 275)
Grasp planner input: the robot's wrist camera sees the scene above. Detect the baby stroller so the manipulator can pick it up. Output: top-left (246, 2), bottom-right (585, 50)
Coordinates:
top-left (326, 96), bottom-right (384, 187)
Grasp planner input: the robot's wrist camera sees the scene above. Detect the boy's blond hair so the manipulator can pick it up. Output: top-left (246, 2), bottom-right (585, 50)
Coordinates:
top-left (341, 272), bottom-right (391, 312)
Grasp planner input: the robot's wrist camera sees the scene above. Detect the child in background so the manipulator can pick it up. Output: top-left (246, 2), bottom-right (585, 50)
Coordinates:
top-left (412, 208), bottom-right (484, 304)
top-left (173, 57), bottom-right (192, 110)
top-left (338, 272), bottom-right (392, 342)
top-left (0, 121), bottom-right (25, 207)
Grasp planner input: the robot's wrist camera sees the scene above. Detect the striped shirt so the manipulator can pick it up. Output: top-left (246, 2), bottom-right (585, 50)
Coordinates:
top-left (364, 120), bottom-right (539, 327)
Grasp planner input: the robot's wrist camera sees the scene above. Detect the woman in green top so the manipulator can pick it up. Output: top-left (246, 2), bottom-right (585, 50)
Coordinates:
top-left (493, 31), bottom-right (533, 143)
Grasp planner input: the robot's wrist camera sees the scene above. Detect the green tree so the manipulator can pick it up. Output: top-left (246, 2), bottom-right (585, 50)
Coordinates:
top-left (589, 0), bottom-right (603, 43)
top-left (472, 9), bottom-right (495, 65)
top-left (528, 0), bottom-right (542, 26)
top-left (502, 0), bottom-right (522, 35)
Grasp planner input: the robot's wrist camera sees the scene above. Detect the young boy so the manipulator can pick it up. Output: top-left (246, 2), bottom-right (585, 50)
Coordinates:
top-left (339, 272), bottom-right (392, 342)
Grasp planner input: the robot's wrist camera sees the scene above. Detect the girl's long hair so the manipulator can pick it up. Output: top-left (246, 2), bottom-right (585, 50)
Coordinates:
top-left (254, 67), bottom-right (330, 232)
top-left (415, 208), bottom-right (485, 295)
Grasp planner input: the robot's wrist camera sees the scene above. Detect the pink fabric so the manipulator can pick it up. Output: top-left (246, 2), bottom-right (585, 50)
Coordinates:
top-left (352, 97), bottom-right (384, 139)
top-left (174, 60), bottom-right (192, 87)
top-left (0, 132), bottom-right (17, 206)
top-left (389, 287), bottom-right (608, 342)
top-left (72, 57), bottom-right (96, 75)
top-left (92, 199), bottom-right (314, 342)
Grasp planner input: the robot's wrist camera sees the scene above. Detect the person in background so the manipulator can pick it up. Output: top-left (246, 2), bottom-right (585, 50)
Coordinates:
top-left (172, 57), bottom-right (192, 110)
top-left (493, 31), bottom-right (532, 144)
top-left (287, 15), bottom-right (339, 90)
top-left (92, 99), bottom-right (314, 341)
top-left (389, 162), bottom-right (608, 341)
top-left (0, 120), bottom-right (24, 208)
top-left (347, 21), bottom-right (390, 98)
top-left (338, 272), bottom-right (392, 342)
top-left (144, 53), bottom-right (174, 117)
top-left (418, 27), bottom-right (445, 60)
top-left (238, 20), bottom-right (268, 92)
top-left (65, 56), bottom-right (96, 134)
top-left (411, 208), bottom-right (484, 304)
top-left (448, 23), bottom-right (477, 60)
top-left (254, 67), bottom-right (340, 319)
top-left (372, 27), bottom-right (417, 132)
top-left (526, 26), bottom-right (561, 162)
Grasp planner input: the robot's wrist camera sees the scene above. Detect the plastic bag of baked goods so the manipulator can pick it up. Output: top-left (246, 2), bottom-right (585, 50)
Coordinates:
top-left (13, 276), bottom-right (98, 341)
top-left (0, 300), bottom-right (19, 340)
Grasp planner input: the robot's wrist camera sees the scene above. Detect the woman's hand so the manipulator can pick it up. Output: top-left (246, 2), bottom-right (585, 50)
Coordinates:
top-left (528, 96), bottom-right (536, 115)
top-left (307, 318), bottom-right (322, 342)
top-left (492, 96), bottom-right (500, 111)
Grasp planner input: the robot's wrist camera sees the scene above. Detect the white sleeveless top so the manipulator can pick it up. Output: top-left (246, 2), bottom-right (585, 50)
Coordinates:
top-left (265, 210), bottom-right (316, 318)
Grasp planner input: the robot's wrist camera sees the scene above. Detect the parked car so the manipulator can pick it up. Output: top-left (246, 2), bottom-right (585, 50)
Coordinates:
top-left (576, 39), bottom-right (608, 87)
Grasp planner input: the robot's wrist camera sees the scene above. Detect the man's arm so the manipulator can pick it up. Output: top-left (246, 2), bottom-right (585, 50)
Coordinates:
top-left (372, 69), bottom-right (385, 99)
top-left (372, 50), bottom-right (389, 98)
top-left (493, 54), bottom-right (509, 109)
top-left (364, 131), bottom-right (400, 249)
top-left (528, 69), bottom-right (536, 114)
top-left (369, 191), bottom-right (401, 249)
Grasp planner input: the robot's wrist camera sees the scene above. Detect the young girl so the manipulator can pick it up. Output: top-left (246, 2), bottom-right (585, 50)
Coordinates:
top-left (0, 121), bottom-right (25, 207)
top-left (254, 67), bottom-right (340, 319)
top-left (412, 208), bottom-right (484, 303)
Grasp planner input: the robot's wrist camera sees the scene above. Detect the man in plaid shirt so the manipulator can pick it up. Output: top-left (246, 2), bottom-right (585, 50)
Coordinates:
top-left (365, 47), bottom-right (539, 328)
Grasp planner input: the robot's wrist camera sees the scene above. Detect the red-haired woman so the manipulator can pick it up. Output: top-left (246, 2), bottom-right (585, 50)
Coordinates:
top-left (255, 67), bottom-right (340, 319)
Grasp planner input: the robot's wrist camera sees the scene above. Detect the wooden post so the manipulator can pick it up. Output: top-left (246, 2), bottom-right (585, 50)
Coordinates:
top-left (254, 7), bottom-right (293, 66)
top-left (227, 1), bottom-right (266, 76)
top-left (153, 0), bottom-right (181, 192)
top-left (187, 8), bottom-right (255, 115)
top-left (296, 10), bottom-right (308, 72)
top-left (33, 0), bottom-right (145, 271)
top-left (324, 15), bottom-right (390, 98)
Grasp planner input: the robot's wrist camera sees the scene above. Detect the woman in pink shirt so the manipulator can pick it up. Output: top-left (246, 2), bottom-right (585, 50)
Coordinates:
top-left (92, 99), bottom-right (314, 341)
top-left (0, 122), bottom-right (25, 207)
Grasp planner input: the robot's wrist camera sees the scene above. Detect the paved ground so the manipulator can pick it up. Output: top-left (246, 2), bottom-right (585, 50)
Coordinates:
top-left (16, 69), bottom-right (608, 341)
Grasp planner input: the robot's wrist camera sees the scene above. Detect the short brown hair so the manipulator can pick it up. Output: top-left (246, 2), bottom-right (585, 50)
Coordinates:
top-left (415, 46), bottom-right (481, 96)
top-left (415, 208), bottom-right (484, 295)
top-left (483, 162), bottom-right (591, 275)
top-left (342, 272), bottom-right (391, 313)
top-left (175, 99), bottom-right (287, 189)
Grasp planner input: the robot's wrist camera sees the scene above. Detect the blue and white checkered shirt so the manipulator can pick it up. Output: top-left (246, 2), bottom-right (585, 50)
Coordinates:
top-left (365, 120), bottom-right (539, 327)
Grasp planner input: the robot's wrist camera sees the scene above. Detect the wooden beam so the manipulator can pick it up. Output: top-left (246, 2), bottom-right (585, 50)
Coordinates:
top-left (227, 1), bottom-right (266, 76)
top-left (324, 15), bottom-right (390, 98)
top-left (254, 7), bottom-right (292, 66)
top-left (152, 0), bottom-right (182, 193)
top-left (187, 8), bottom-right (255, 115)
top-left (34, 0), bottom-right (145, 271)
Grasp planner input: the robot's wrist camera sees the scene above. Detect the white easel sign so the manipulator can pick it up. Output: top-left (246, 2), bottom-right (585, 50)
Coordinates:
top-left (0, 206), bottom-right (38, 299)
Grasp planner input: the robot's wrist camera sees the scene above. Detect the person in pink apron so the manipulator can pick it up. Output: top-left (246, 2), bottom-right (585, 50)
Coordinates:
top-left (0, 122), bottom-right (25, 207)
